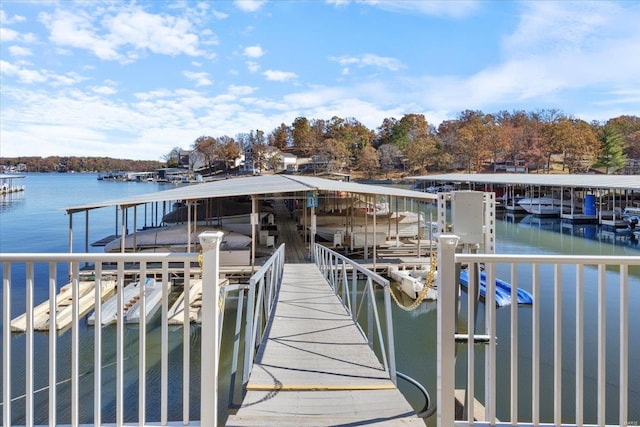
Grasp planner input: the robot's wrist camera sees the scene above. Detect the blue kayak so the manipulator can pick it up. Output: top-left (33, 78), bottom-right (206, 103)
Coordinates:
top-left (459, 270), bottom-right (533, 307)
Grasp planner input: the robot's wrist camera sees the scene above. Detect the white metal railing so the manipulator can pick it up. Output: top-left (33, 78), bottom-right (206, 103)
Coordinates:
top-left (437, 234), bottom-right (639, 427)
top-left (0, 231), bottom-right (233, 427)
top-left (313, 243), bottom-right (397, 383)
top-left (242, 243), bottom-right (285, 387)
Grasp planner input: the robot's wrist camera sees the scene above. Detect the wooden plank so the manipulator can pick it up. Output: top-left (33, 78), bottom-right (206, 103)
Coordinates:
top-left (168, 279), bottom-right (203, 325)
top-left (272, 200), bottom-right (308, 263)
top-left (11, 281), bottom-right (95, 332)
top-left (226, 263), bottom-right (423, 426)
top-left (36, 280), bottom-right (116, 331)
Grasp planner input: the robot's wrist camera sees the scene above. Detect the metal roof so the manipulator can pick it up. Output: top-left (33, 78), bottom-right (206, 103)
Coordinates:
top-left (409, 173), bottom-right (640, 191)
top-left (64, 174), bottom-right (437, 213)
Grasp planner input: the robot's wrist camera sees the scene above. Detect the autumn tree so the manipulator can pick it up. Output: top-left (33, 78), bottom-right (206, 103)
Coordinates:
top-left (378, 143), bottom-right (403, 177)
top-left (553, 118), bottom-right (598, 173)
top-left (291, 117), bottom-right (316, 156)
top-left (269, 123), bottom-right (290, 150)
top-left (356, 145), bottom-right (380, 179)
top-left (217, 136), bottom-right (241, 171)
top-left (193, 136), bottom-right (217, 171)
top-left (454, 110), bottom-right (491, 173)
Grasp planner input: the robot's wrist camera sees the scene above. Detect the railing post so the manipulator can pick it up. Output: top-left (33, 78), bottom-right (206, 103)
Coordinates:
top-left (437, 234), bottom-right (459, 427)
top-left (199, 231), bottom-right (224, 427)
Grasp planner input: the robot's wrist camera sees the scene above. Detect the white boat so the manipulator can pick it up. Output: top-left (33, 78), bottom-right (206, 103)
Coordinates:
top-left (389, 265), bottom-right (438, 300)
top-left (517, 196), bottom-right (575, 215)
top-left (88, 278), bottom-right (161, 325)
top-left (104, 224), bottom-right (251, 252)
top-left (313, 210), bottom-right (438, 242)
top-left (622, 206), bottom-right (640, 223)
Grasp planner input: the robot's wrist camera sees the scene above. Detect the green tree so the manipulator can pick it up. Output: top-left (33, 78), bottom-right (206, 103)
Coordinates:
top-left (593, 126), bottom-right (627, 174)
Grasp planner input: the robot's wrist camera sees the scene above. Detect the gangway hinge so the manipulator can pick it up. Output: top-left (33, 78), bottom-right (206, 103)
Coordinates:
top-left (454, 334), bottom-right (493, 345)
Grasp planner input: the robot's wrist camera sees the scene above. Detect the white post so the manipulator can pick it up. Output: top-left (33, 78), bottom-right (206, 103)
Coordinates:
top-left (437, 234), bottom-right (459, 427)
top-left (200, 231), bottom-right (224, 427)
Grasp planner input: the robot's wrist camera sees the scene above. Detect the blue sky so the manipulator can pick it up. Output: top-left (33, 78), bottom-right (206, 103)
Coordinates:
top-left (1, 1), bottom-right (639, 161)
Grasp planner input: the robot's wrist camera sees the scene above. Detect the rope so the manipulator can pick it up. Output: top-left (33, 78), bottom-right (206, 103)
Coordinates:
top-left (389, 253), bottom-right (437, 311)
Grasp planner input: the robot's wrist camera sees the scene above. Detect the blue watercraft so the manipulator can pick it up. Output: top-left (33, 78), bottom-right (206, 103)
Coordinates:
top-left (459, 269), bottom-right (533, 307)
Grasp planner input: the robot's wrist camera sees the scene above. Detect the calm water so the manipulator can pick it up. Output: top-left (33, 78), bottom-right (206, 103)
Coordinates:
top-left (1, 174), bottom-right (639, 425)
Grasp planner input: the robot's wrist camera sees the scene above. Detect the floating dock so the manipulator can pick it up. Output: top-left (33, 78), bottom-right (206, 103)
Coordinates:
top-left (10, 280), bottom-right (116, 332)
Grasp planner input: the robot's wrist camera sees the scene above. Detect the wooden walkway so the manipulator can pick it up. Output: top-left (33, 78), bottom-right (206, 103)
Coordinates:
top-left (272, 200), bottom-right (308, 263)
top-left (225, 264), bottom-right (423, 426)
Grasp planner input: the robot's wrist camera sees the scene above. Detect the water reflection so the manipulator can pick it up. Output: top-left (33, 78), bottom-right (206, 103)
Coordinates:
top-left (501, 212), bottom-right (640, 252)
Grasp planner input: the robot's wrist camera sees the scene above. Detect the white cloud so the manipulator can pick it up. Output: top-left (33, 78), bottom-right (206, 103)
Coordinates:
top-left (234, 1), bottom-right (267, 13)
top-left (212, 10), bottom-right (229, 20)
top-left (92, 86), bottom-right (117, 95)
top-left (331, 54), bottom-right (405, 71)
top-left (0, 27), bottom-right (19, 41)
top-left (0, 10), bottom-right (26, 24)
top-left (244, 45), bottom-right (265, 58)
top-left (263, 70), bottom-right (297, 82)
top-left (0, 60), bottom-right (47, 84)
top-left (39, 6), bottom-right (208, 62)
top-left (246, 61), bottom-right (260, 73)
top-left (8, 46), bottom-right (33, 57)
top-left (353, 0), bottom-right (480, 18)
top-left (228, 85), bottom-right (256, 95)
top-left (183, 70), bottom-right (213, 86)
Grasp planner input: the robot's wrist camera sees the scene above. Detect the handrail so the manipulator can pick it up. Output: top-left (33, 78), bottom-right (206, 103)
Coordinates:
top-left (436, 234), bottom-right (639, 427)
top-left (312, 243), bottom-right (397, 383)
top-left (242, 243), bottom-right (285, 386)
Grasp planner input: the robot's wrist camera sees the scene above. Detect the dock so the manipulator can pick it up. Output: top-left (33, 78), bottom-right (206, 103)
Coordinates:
top-left (225, 263), bottom-right (423, 426)
top-left (10, 279), bottom-right (116, 332)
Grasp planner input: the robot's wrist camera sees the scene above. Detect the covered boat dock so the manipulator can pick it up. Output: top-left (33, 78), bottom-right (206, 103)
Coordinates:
top-left (64, 174), bottom-right (438, 266)
top-left (410, 173), bottom-right (640, 227)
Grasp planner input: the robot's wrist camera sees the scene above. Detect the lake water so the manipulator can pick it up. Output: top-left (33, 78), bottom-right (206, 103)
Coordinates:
top-left (1, 173), bottom-right (638, 425)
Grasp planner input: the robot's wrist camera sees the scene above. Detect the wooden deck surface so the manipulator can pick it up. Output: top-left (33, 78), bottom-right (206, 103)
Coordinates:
top-left (225, 263), bottom-right (424, 426)
top-left (273, 200), bottom-right (309, 263)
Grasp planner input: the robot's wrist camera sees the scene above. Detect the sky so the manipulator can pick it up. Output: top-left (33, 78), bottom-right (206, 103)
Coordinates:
top-left (1, 1), bottom-right (639, 161)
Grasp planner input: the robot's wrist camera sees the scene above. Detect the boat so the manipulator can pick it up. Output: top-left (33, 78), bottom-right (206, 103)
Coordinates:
top-left (313, 210), bottom-right (439, 245)
top-left (459, 269), bottom-right (533, 307)
top-left (87, 278), bottom-right (161, 325)
top-left (622, 206), bottom-right (640, 224)
top-left (517, 196), bottom-right (575, 215)
top-left (389, 265), bottom-right (438, 301)
top-left (103, 224), bottom-right (251, 253)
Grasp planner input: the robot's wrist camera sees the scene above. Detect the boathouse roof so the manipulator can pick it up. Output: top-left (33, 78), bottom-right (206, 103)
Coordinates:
top-left (64, 174), bottom-right (437, 214)
top-left (410, 173), bottom-right (640, 191)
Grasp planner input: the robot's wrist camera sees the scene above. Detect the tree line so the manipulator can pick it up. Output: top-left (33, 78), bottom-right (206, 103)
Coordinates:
top-left (183, 110), bottom-right (639, 177)
top-left (4, 111), bottom-right (639, 176)
top-left (0, 156), bottom-right (162, 173)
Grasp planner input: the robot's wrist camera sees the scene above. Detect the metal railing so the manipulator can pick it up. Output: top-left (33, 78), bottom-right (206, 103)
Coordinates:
top-left (436, 234), bottom-right (639, 427)
top-left (242, 243), bottom-right (285, 387)
top-left (0, 231), bottom-right (239, 427)
top-left (313, 243), bottom-right (397, 383)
